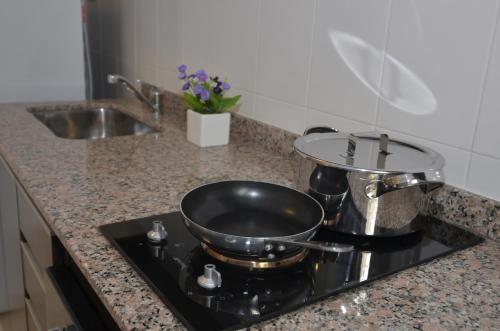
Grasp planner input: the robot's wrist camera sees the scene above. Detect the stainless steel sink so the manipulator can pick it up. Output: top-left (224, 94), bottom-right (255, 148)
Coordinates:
top-left (29, 107), bottom-right (158, 139)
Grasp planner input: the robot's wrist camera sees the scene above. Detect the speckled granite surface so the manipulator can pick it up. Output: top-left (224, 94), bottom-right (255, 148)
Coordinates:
top-left (0, 99), bottom-right (498, 331)
top-left (428, 185), bottom-right (500, 241)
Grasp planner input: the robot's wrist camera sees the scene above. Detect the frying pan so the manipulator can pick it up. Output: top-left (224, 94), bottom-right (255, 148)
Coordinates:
top-left (180, 181), bottom-right (353, 257)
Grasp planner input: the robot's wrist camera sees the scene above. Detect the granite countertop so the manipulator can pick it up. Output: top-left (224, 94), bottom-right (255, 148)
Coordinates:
top-left (0, 99), bottom-right (498, 330)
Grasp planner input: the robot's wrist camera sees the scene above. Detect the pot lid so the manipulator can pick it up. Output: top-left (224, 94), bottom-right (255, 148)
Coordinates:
top-left (293, 130), bottom-right (445, 174)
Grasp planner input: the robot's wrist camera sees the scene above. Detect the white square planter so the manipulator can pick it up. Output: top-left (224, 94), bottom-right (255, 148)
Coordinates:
top-left (186, 109), bottom-right (231, 147)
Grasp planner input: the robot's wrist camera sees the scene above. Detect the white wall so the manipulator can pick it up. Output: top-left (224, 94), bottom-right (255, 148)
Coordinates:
top-left (0, 0), bottom-right (85, 103)
top-left (90, 0), bottom-right (500, 201)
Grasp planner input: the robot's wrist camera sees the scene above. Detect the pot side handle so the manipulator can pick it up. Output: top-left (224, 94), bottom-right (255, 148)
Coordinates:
top-left (365, 171), bottom-right (445, 199)
top-left (303, 126), bottom-right (340, 135)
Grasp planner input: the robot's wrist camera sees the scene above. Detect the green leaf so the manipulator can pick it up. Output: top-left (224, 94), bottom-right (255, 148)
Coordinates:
top-left (183, 93), bottom-right (204, 112)
top-left (208, 90), bottom-right (221, 113)
top-left (219, 95), bottom-right (241, 112)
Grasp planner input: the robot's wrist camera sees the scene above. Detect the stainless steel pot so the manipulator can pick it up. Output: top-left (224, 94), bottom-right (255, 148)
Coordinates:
top-left (294, 127), bottom-right (445, 237)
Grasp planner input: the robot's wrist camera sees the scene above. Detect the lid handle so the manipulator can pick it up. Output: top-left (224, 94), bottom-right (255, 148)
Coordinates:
top-left (345, 134), bottom-right (358, 166)
top-left (379, 133), bottom-right (389, 154)
top-left (376, 133), bottom-right (390, 169)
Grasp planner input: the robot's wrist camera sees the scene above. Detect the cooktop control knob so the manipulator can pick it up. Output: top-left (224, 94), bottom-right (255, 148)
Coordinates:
top-left (147, 220), bottom-right (168, 243)
top-left (197, 264), bottom-right (222, 290)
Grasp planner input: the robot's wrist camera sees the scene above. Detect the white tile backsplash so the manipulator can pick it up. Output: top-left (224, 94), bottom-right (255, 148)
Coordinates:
top-left (135, 0), bottom-right (158, 68)
top-left (157, 0), bottom-right (182, 72)
top-left (308, 0), bottom-right (391, 123)
top-left (179, 0), bottom-right (217, 72)
top-left (377, 0), bottom-right (498, 149)
top-left (305, 109), bottom-right (374, 134)
top-left (473, 8), bottom-right (500, 159)
top-left (94, 0), bottom-right (500, 201)
top-left (136, 62), bottom-right (158, 87)
top-left (228, 88), bottom-right (255, 119)
top-left (213, 0), bottom-right (260, 92)
top-left (157, 67), bottom-right (179, 94)
top-left (256, 0), bottom-right (315, 106)
top-left (254, 95), bottom-right (306, 134)
top-left (467, 153), bottom-right (500, 201)
top-left (119, 0), bottom-right (136, 65)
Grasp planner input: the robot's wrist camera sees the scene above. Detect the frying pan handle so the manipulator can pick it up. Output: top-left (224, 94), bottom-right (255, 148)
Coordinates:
top-left (269, 238), bottom-right (354, 253)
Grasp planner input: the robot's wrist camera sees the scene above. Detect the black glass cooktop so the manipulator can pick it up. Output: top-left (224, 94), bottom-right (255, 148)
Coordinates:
top-left (100, 213), bottom-right (482, 331)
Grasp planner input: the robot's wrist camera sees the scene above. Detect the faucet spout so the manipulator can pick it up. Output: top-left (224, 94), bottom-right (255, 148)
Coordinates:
top-left (107, 74), bottom-right (161, 114)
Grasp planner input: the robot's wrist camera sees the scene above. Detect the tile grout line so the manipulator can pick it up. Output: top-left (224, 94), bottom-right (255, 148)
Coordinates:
top-left (464, 0), bottom-right (500, 185)
top-left (302, 0), bottom-right (318, 131)
top-left (180, 0), bottom-right (187, 71)
top-left (180, 1), bottom-right (184, 65)
top-left (132, 0), bottom-right (137, 78)
top-left (154, 0), bottom-right (160, 84)
top-left (97, 0), bottom-right (105, 97)
top-left (467, 150), bottom-right (500, 161)
top-left (376, 123), bottom-right (469, 153)
top-left (373, 0), bottom-right (393, 129)
top-left (250, 0), bottom-right (263, 120)
top-left (254, 91), bottom-right (379, 129)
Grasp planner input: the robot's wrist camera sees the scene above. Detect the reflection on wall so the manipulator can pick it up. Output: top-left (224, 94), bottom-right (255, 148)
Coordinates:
top-left (329, 30), bottom-right (437, 115)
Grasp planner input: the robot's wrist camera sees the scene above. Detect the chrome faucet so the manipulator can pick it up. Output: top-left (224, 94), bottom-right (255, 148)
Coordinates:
top-left (107, 74), bottom-right (162, 115)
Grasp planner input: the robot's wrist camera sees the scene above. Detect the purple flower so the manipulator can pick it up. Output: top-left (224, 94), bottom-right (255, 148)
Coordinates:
top-left (195, 69), bottom-right (208, 82)
top-left (213, 86), bottom-right (222, 95)
top-left (193, 84), bottom-right (203, 96)
top-left (198, 72), bottom-right (208, 82)
top-left (178, 67), bottom-right (238, 108)
top-left (200, 89), bottom-right (210, 102)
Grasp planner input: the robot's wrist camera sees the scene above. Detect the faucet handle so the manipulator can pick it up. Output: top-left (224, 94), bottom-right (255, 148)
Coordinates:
top-left (139, 80), bottom-right (163, 114)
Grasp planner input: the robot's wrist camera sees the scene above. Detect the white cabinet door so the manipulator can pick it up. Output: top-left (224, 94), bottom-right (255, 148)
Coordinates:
top-left (0, 155), bottom-right (24, 313)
